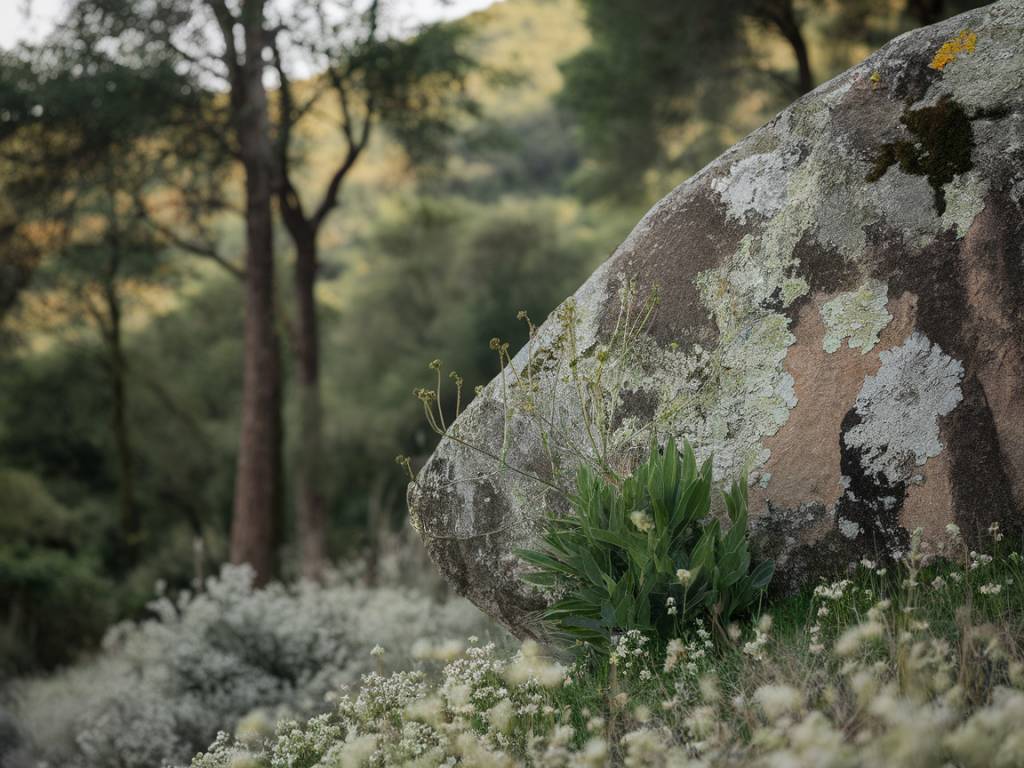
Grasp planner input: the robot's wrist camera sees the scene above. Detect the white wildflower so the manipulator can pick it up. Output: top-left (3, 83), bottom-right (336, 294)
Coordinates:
top-left (664, 639), bottom-right (685, 673)
top-left (630, 511), bottom-right (654, 532)
top-left (836, 621), bottom-right (885, 656)
top-left (487, 699), bottom-right (515, 733)
top-left (754, 684), bottom-right (803, 719)
top-left (234, 710), bottom-right (274, 745)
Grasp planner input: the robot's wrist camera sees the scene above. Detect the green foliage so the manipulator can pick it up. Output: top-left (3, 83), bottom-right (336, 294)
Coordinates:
top-left (518, 438), bottom-right (773, 655)
top-left (0, 469), bottom-right (113, 674)
top-left (558, 0), bottom-right (746, 199)
top-left (354, 21), bottom-right (479, 166)
top-left (0, 283), bottom-right (242, 671)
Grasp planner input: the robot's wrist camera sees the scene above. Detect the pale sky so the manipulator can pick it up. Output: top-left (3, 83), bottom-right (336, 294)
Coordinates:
top-left (0, 0), bottom-right (498, 50)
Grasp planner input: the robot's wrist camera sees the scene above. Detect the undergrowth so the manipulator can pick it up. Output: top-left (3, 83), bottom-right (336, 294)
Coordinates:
top-left (8, 565), bottom-right (494, 768)
top-left (517, 438), bottom-right (772, 656)
top-left (188, 523), bottom-right (1024, 767)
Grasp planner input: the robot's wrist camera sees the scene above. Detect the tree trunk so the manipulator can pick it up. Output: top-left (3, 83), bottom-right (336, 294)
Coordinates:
top-left (0, 229), bottom-right (36, 329)
top-left (364, 472), bottom-right (390, 587)
top-left (229, 17), bottom-right (282, 586)
top-left (907, 0), bottom-right (945, 26)
top-left (294, 235), bottom-right (327, 581)
top-left (759, 0), bottom-right (815, 96)
top-left (786, 23), bottom-right (814, 96)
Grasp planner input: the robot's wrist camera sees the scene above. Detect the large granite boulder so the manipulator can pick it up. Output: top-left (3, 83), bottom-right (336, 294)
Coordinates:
top-left (409, 1), bottom-right (1024, 636)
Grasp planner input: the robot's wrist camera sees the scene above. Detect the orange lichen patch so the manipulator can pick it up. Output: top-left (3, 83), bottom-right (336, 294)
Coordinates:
top-left (900, 450), bottom-right (954, 538)
top-left (751, 291), bottom-right (918, 516)
top-left (929, 30), bottom-right (977, 71)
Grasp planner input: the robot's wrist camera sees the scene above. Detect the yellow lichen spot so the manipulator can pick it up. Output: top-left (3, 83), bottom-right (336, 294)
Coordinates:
top-left (869, 70), bottom-right (882, 90)
top-left (929, 30), bottom-right (977, 71)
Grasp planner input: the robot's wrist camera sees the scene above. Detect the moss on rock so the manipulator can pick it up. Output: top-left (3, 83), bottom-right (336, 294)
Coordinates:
top-left (866, 95), bottom-right (974, 215)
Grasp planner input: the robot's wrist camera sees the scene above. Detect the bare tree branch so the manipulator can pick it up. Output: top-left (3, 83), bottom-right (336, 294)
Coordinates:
top-left (133, 191), bottom-right (245, 280)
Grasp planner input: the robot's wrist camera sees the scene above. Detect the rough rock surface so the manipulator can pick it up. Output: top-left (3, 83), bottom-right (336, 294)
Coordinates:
top-left (409, 2), bottom-right (1024, 636)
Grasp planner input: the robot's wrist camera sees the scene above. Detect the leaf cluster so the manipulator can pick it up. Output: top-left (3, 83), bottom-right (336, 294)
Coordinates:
top-left (518, 438), bottom-right (773, 655)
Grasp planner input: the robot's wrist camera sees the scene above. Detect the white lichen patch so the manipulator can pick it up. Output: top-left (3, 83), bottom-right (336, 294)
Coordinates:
top-left (711, 150), bottom-right (799, 223)
top-left (820, 280), bottom-right (893, 354)
top-left (839, 518), bottom-right (862, 539)
top-left (844, 332), bottom-right (964, 485)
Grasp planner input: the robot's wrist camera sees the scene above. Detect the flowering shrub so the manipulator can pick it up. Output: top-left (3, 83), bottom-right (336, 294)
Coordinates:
top-left (517, 438), bottom-right (773, 655)
top-left (190, 639), bottom-right (570, 768)
top-left (185, 525), bottom-right (1024, 767)
top-left (11, 565), bottom-right (493, 768)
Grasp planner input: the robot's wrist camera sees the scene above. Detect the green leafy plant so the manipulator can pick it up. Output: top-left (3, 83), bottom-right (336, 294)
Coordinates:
top-left (517, 438), bottom-right (773, 654)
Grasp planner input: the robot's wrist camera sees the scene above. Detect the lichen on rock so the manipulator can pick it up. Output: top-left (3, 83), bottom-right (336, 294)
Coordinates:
top-left (929, 29), bottom-right (977, 71)
top-left (820, 280), bottom-right (893, 354)
top-left (939, 170), bottom-right (990, 236)
top-left (711, 149), bottom-right (800, 223)
top-left (601, 218), bottom-right (812, 483)
top-left (843, 332), bottom-right (964, 486)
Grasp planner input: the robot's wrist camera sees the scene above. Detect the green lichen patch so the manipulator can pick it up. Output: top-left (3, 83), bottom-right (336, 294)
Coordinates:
top-left (607, 234), bottom-right (805, 483)
top-left (939, 170), bottom-right (989, 237)
top-left (781, 277), bottom-right (810, 307)
top-left (865, 95), bottom-right (974, 215)
top-left (820, 280), bottom-right (893, 354)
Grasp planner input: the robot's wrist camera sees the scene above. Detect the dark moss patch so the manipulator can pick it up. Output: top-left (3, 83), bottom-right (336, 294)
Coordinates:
top-left (971, 104), bottom-right (1012, 122)
top-left (865, 95), bottom-right (974, 215)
